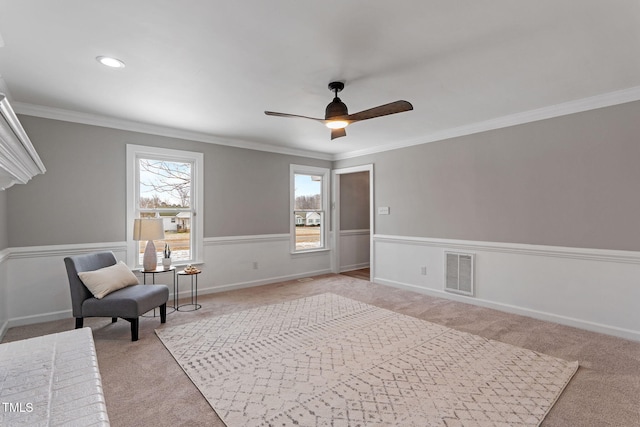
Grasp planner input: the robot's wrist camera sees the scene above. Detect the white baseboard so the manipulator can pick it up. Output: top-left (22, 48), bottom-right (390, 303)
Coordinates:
top-left (195, 268), bottom-right (333, 296)
top-left (375, 277), bottom-right (640, 342)
top-left (339, 262), bottom-right (370, 273)
top-left (6, 309), bottom-right (72, 329)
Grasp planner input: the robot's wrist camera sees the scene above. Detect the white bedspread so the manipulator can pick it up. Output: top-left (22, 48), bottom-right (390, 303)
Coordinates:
top-left (0, 327), bottom-right (109, 426)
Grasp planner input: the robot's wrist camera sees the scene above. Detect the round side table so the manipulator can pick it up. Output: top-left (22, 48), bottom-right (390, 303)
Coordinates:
top-left (176, 270), bottom-right (202, 311)
top-left (140, 266), bottom-right (176, 316)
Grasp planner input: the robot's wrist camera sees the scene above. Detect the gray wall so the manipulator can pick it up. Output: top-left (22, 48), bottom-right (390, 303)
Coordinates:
top-left (340, 171), bottom-right (369, 230)
top-left (0, 189), bottom-right (7, 250)
top-left (335, 101), bottom-right (640, 251)
top-left (6, 116), bottom-right (330, 247)
top-left (8, 100), bottom-right (640, 251)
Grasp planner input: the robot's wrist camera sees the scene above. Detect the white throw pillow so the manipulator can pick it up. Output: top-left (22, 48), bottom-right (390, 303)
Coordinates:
top-left (78, 261), bottom-right (139, 299)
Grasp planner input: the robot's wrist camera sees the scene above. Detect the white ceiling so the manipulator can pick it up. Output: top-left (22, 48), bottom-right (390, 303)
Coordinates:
top-left (1, 1), bottom-right (639, 160)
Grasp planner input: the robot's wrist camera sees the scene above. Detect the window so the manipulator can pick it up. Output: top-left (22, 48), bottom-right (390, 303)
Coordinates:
top-left (127, 145), bottom-right (203, 267)
top-left (290, 164), bottom-right (329, 252)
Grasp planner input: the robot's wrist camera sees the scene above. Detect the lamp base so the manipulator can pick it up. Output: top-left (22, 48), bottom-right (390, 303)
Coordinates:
top-left (143, 240), bottom-right (158, 271)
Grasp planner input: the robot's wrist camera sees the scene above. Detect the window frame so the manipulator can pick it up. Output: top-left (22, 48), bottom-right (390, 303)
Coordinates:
top-left (126, 144), bottom-right (204, 268)
top-left (290, 164), bottom-right (330, 254)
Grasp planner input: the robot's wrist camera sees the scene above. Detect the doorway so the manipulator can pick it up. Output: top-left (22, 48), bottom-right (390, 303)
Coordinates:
top-left (340, 268), bottom-right (371, 281)
top-left (332, 164), bottom-right (374, 280)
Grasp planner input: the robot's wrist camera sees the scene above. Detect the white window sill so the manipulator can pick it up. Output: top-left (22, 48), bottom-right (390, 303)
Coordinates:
top-left (290, 248), bottom-right (331, 256)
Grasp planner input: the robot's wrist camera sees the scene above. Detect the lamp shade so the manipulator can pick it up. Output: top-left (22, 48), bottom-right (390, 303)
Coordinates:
top-left (133, 218), bottom-right (165, 271)
top-left (133, 218), bottom-right (165, 241)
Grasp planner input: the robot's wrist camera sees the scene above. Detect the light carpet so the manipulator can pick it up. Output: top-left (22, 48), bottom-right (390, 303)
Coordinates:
top-left (156, 293), bottom-right (578, 426)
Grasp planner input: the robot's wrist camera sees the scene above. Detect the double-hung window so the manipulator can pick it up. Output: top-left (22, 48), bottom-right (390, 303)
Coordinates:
top-left (290, 164), bottom-right (329, 252)
top-left (127, 145), bottom-right (203, 268)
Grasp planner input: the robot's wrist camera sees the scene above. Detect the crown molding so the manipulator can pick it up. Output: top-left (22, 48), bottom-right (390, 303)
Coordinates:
top-left (12, 102), bottom-right (333, 161)
top-left (0, 76), bottom-right (12, 100)
top-left (11, 85), bottom-right (640, 163)
top-left (0, 94), bottom-right (46, 190)
top-left (335, 85), bottom-right (640, 160)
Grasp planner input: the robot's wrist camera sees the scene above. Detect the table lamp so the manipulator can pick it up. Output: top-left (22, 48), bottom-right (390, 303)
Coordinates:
top-left (133, 218), bottom-right (165, 271)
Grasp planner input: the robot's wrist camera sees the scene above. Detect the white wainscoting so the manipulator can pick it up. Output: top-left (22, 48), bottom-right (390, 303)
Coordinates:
top-left (339, 229), bottom-right (370, 272)
top-left (0, 235), bottom-right (331, 338)
top-left (201, 234), bottom-right (331, 293)
top-left (373, 234), bottom-right (640, 342)
top-left (5, 242), bottom-right (128, 334)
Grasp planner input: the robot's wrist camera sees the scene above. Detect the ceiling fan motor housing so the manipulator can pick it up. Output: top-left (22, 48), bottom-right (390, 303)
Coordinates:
top-left (325, 81), bottom-right (348, 119)
top-left (325, 97), bottom-right (348, 119)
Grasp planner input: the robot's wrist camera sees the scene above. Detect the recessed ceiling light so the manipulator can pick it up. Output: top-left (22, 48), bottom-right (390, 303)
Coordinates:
top-left (96, 56), bottom-right (125, 68)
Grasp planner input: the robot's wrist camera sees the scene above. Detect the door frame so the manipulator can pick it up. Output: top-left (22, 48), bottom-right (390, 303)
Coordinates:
top-left (331, 164), bottom-right (374, 278)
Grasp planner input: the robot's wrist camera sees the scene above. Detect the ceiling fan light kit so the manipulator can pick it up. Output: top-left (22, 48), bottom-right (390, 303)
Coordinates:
top-left (265, 81), bottom-right (413, 140)
top-left (326, 120), bottom-right (348, 129)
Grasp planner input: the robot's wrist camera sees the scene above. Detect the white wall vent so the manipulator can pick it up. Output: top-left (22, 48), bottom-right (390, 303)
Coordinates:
top-left (444, 251), bottom-right (475, 296)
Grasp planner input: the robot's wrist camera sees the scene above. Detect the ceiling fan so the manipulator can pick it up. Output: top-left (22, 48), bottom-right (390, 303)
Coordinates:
top-left (265, 82), bottom-right (413, 140)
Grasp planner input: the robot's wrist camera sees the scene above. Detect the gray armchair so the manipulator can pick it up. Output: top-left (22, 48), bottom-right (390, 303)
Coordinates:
top-left (64, 251), bottom-right (169, 341)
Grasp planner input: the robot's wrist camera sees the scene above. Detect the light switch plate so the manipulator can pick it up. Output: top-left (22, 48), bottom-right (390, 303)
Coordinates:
top-left (377, 206), bottom-right (390, 215)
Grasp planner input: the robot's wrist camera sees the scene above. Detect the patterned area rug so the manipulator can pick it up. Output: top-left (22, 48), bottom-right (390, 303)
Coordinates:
top-left (156, 293), bottom-right (578, 426)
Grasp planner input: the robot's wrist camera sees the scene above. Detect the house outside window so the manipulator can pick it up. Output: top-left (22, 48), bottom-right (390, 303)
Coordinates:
top-left (127, 145), bottom-right (203, 267)
top-left (290, 164), bottom-right (329, 252)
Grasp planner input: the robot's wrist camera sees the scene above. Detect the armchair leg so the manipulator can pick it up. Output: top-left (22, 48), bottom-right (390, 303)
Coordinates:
top-left (160, 303), bottom-right (167, 324)
top-left (131, 318), bottom-right (139, 341)
top-left (124, 318), bottom-right (139, 341)
top-left (75, 318), bottom-right (84, 329)
top-left (112, 317), bottom-right (118, 323)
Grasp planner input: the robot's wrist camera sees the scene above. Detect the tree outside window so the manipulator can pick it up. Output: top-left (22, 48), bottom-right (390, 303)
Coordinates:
top-left (127, 145), bottom-right (203, 268)
top-left (137, 159), bottom-right (193, 263)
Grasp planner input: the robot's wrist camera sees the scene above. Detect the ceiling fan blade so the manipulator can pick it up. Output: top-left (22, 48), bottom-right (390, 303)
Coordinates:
top-left (347, 100), bottom-right (413, 122)
top-left (264, 111), bottom-right (325, 123)
top-left (331, 128), bottom-right (346, 140)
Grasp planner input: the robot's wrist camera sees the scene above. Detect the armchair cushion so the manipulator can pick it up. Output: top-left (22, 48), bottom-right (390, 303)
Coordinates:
top-left (82, 284), bottom-right (169, 318)
top-left (78, 261), bottom-right (139, 299)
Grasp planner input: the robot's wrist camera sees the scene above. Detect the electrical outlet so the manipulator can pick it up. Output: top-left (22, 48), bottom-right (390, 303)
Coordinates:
top-left (420, 266), bottom-right (427, 275)
top-left (252, 262), bottom-right (258, 270)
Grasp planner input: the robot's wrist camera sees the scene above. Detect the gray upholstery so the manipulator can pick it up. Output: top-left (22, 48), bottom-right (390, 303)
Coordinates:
top-left (64, 251), bottom-right (169, 341)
